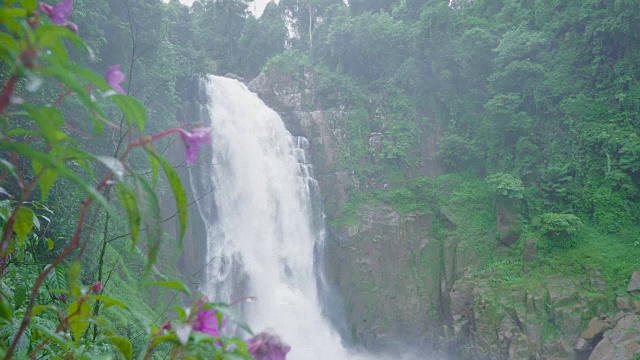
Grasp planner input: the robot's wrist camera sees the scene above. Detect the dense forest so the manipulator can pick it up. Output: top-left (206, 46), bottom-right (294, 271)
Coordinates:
top-left (2, 0), bottom-right (640, 359)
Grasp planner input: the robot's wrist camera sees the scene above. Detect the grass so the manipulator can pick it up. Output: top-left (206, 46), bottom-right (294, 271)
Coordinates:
top-left (551, 225), bottom-right (640, 294)
top-left (468, 224), bottom-right (640, 318)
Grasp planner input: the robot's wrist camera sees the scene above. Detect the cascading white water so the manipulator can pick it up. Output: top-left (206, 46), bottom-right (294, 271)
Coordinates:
top-left (197, 75), bottom-right (356, 359)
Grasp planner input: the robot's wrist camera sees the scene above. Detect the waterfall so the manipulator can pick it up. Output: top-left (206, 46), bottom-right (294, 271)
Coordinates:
top-left (195, 75), bottom-right (355, 359)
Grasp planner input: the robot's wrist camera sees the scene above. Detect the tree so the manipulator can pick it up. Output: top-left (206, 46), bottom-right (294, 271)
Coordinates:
top-left (280, 0), bottom-right (342, 50)
top-left (238, 1), bottom-right (287, 78)
top-left (194, 0), bottom-right (252, 74)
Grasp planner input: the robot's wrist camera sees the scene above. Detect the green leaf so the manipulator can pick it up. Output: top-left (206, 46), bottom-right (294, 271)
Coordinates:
top-left (68, 300), bottom-right (91, 343)
top-left (0, 33), bottom-right (19, 60)
top-left (68, 260), bottom-right (81, 293)
top-left (54, 145), bottom-right (95, 175)
top-left (145, 280), bottom-right (192, 297)
top-left (223, 337), bottom-right (250, 353)
top-left (92, 113), bottom-right (105, 136)
top-left (14, 206), bottom-right (34, 247)
top-left (0, 8), bottom-right (27, 36)
top-left (117, 184), bottom-right (141, 248)
top-left (155, 153), bottom-right (187, 245)
top-left (32, 304), bottom-right (56, 317)
top-left (132, 175), bottom-right (162, 269)
top-left (43, 34), bottom-right (71, 64)
top-left (34, 325), bottom-right (67, 346)
top-left (73, 66), bottom-right (112, 92)
top-left (39, 64), bottom-right (106, 119)
top-left (106, 336), bottom-right (133, 360)
top-left (0, 200), bottom-right (10, 220)
top-left (111, 95), bottom-right (146, 133)
top-left (0, 143), bottom-right (111, 212)
top-left (0, 295), bottom-right (12, 322)
top-left (147, 151), bottom-right (160, 187)
top-left (153, 333), bottom-right (179, 346)
top-left (174, 305), bottom-right (187, 321)
top-left (13, 283), bottom-right (26, 310)
top-left (20, 0), bottom-right (37, 12)
top-left (88, 295), bottom-right (127, 309)
top-left (47, 238), bottom-right (54, 251)
top-left (32, 160), bottom-right (59, 201)
top-left (7, 128), bottom-right (38, 137)
top-left (35, 24), bottom-right (84, 51)
top-left (23, 105), bottom-right (67, 145)
top-left (0, 159), bottom-right (20, 185)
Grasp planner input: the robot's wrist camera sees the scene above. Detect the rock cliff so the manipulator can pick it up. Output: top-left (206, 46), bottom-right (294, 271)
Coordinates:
top-left (197, 72), bottom-right (640, 360)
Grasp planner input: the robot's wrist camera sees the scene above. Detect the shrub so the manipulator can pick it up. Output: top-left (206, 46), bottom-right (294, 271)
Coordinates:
top-left (486, 173), bottom-right (525, 199)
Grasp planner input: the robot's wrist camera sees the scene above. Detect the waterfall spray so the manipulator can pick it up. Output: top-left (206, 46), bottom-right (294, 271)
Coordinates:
top-left (196, 76), bottom-right (355, 359)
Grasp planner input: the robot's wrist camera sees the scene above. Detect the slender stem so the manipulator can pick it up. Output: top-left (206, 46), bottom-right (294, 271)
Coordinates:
top-left (93, 112), bottom-right (122, 131)
top-left (143, 336), bottom-right (157, 360)
top-left (0, 75), bottom-right (18, 115)
top-left (90, 210), bottom-right (110, 342)
top-left (53, 88), bottom-right (72, 107)
top-left (4, 170), bottom-right (112, 359)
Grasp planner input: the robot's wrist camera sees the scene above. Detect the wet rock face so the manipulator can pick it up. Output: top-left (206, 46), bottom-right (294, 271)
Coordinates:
top-left (326, 203), bottom-right (440, 351)
top-left (447, 274), bottom-right (615, 360)
top-left (627, 271), bottom-right (640, 293)
top-left (580, 318), bottom-right (609, 341)
top-left (496, 199), bottom-right (522, 247)
top-left (588, 314), bottom-right (640, 360)
top-left (616, 296), bottom-right (640, 313)
top-left (248, 72), bottom-right (303, 112)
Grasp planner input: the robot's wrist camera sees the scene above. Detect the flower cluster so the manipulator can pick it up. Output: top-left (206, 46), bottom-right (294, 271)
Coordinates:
top-left (161, 303), bottom-right (290, 359)
top-left (192, 309), bottom-right (224, 337)
top-left (105, 65), bottom-right (126, 95)
top-left (39, 0), bottom-right (77, 32)
top-left (177, 128), bottom-right (212, 163)
top-left (247, 332), bottom-right (291, 360)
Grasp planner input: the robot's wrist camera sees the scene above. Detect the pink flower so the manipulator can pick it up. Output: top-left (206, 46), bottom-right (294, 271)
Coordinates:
top-left (178, 128), bottom-right (211, 163)
top-left (105, 65), bottom-right (126, 95)
top-left (39, 0), bottom-right (78, 33)
top-left (90, 282), bottom-right (103, 294)
top-left (161, 320), bottom-right (172, 331)
top-left (192, 309), bottom-right (223, 337)
top-left (247, 332), bottom-right (291, 360)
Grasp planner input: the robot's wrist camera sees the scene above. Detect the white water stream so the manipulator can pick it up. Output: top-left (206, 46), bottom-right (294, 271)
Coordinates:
top-left (197, 76), bottom-right (357, 359)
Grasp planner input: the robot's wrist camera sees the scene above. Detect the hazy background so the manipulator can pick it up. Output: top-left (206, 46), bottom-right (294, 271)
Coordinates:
top-left (172, 0), bottom-right (273, 16)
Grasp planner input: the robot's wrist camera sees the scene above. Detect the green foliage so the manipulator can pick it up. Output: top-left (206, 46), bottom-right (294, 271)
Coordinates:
top-left (536, 213), bottom-right (583, 249)
top-left (589, 186), bottom-right (632, 234)
top-left (238, 2), bottom-right (288, 78)
top-left (486, 173), bottom-right (525, 199)
top-left (263, 49), bottom-right (310, 81)
top-left (260, 0), bottom-right (640, 351)
top-left (326, 11), bottom-right (408, 80)
top-left (538, 213), bottom-right (583, 237)
top-left (276, 0), bottom-right (640, 238)
top-left (437, 134), bottom-right (482, 171)
top-left (0, 2), bottom-right (261, 359)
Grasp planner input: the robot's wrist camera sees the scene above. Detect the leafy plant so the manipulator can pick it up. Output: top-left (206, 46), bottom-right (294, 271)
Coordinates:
top-left (0, 1), bottom-right (287, 359)
top-left (486, 173), bottom-right (525, 199)
top-left (536, 213), bottom-right (583, 249)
